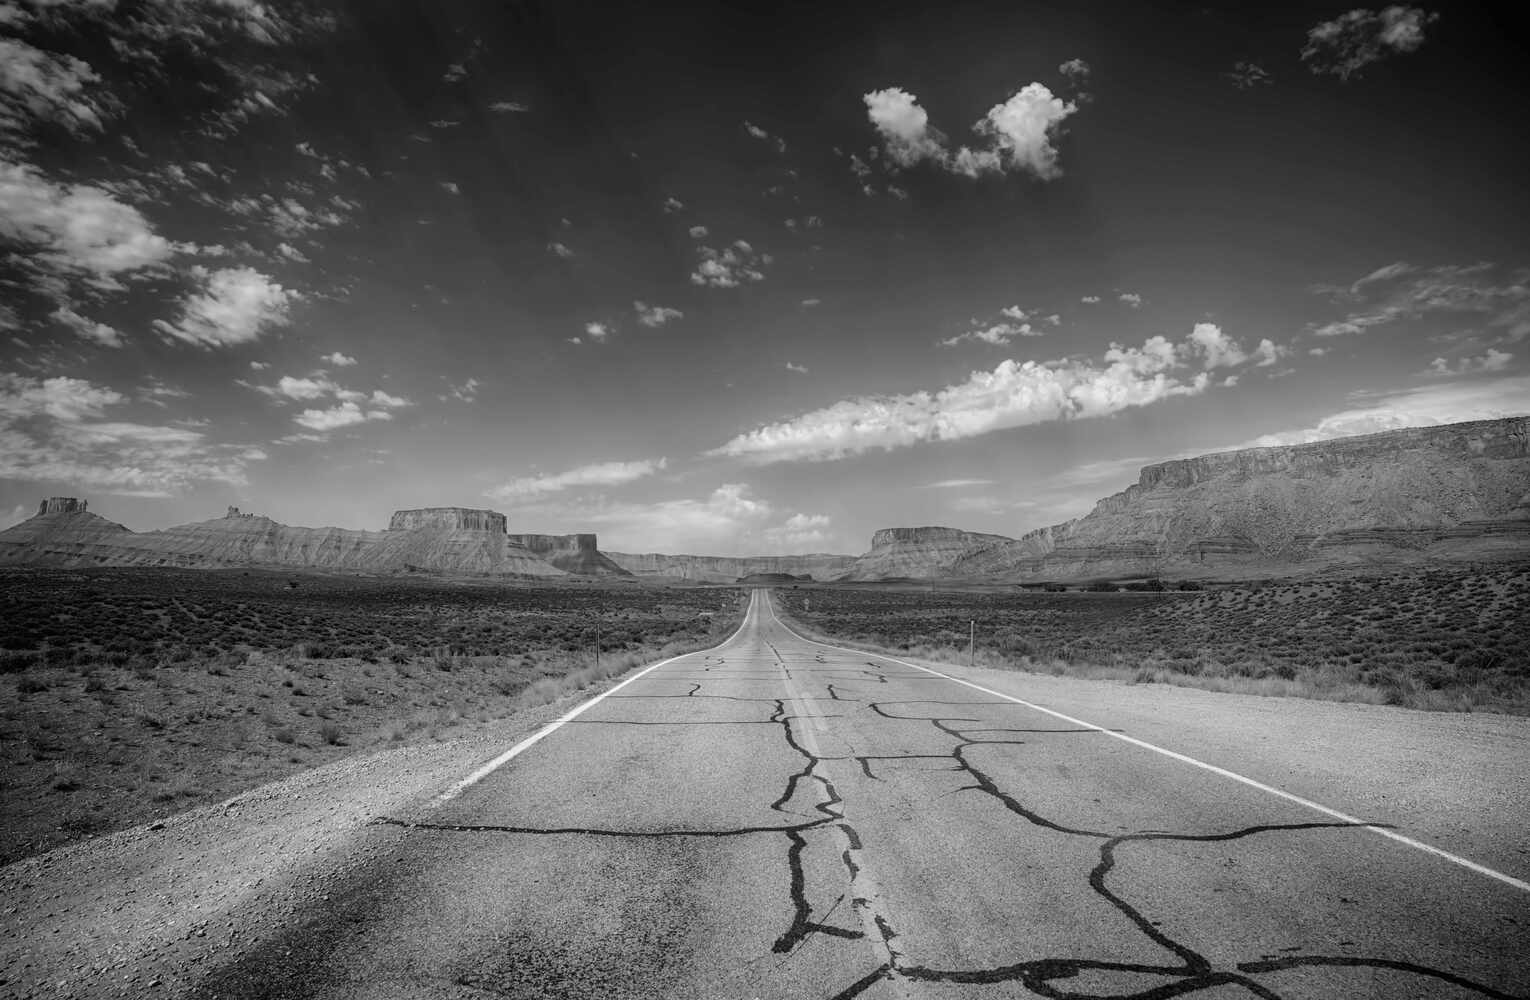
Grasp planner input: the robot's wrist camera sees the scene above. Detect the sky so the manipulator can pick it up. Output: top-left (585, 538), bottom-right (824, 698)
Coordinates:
top-left (3, 1), bottom-right (1529, 555)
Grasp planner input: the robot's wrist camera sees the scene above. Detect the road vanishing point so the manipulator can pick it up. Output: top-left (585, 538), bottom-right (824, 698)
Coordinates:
top-left (198, 589), bottom-right (1530, 1000)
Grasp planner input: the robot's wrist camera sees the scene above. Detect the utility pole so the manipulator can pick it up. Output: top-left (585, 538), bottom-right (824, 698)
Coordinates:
top-left (969, 620), bottom-right (975, 668)
top-left (595, 605), bottom-right (601, 671)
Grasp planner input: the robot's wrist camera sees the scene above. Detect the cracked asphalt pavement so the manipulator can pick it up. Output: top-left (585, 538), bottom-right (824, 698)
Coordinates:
top-left (194, 590), bottom-right (1530, 999)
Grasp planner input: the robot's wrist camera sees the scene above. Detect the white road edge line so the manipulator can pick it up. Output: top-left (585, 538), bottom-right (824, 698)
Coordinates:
top-left (431, 590), bottom-right (759, 806)
top-left (767, 592), bottom-right (1530, 895)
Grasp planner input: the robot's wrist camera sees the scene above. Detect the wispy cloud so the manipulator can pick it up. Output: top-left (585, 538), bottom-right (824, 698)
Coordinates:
top-left (1236, 375), bottom-right (1530, 448)
top-left (785, 362), bottom-right (809, 374)
top-left (634, 301), bottom-right (684, 327)
top-left (918, 478), bottom-right (994, 489)
top-left (1226, 61), bottom-right (1273, 88)
top-left (52, 306), bottom-right (124, 348)
top-left (1311, 262), bottom-right (1530, 341)
top-left (488, 457), bottom-right (668, 500)
top-left (0, 373), bottom-right (264, 495)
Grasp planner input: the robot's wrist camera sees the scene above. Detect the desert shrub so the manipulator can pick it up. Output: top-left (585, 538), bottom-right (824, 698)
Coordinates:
top-left (317, 721), bottom-right (343, 745)
top-left (15, 674), bottom-right (50, 694)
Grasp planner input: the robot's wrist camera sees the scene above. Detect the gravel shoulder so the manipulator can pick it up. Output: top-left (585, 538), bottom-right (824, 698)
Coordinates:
top-left (0, 692), bottom-right (582, 998)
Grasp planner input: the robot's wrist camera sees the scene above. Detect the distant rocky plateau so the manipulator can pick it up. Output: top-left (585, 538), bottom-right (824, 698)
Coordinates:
top-left (0, 505), bottom-right (565, 578)
top-left (1, 418), bottom-right (1525, 582)
top-left (839, 416), bottom-right (1530, 581)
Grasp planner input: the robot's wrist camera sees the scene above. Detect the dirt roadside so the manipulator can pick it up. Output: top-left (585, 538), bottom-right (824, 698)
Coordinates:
top-left (0, 691), bottom-right (582, 999)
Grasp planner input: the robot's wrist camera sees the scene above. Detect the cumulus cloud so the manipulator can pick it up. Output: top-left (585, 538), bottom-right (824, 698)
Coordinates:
top-left (688, 225), bottom-right (709, 240)
top-left (691, 240), bottom-right (771, 288)
top-left (1081, 295), bottom-right (1101, 304)
top-left (294, 401), bottom-right (390, 432)
top-left (663, 196), bottom-right (684, 213)
top-left (1302, 6), bottom-right (1439, 79)
top-left (785, 362), bottom-right (809, 374)
top-left (583, 321), bottom-right (612, 342)
top-left (440, 181), bottom-right (460, 195)
top-left (153, 266), bottom-right (297, 348)
top-left (762, 512), bottom-right (831, 549)
top-left (488, 457), bottom-right (668, 500)
top-left (801, 298), bottom-right (821, 308)
top-left (322, 351), bottom-right (357, 367)
top-left (52, 305), bottom-right (124, 348)
top-left (1118, 292), bottom-right (1142, 307)
top-left (708, 328), bottom-right (1261, 464)
top-left (1059, 58), bottom-right (1090, 83)
top-left (863, 88), bottom-right (948, 168)
top-left (634, 301), bottom-right (683, 327)
top-left (863, 84), bottom-right (1079, 182)
top-left (0, 160), bottom-right (174, 296)
top-left (276, 242), bottom-right (309, 263)
top-left (1187, 323), bottom-right (1247, 368)
top-left (489, 100), bottom-right (529, 113)
top-left (0, 372), bottom-right (263, 494)
top-left (547, 241), bottom-right (574, 258)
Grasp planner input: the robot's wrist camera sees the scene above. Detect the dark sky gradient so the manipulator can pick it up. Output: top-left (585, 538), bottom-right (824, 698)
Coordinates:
top-left (2, 1), bottom-right (1528, 552)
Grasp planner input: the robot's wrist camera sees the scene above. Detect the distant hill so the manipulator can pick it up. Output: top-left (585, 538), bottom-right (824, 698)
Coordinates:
top-left (836, 417), bottom-right (1530, 582)
top-left (0, 504), bottom-right (566, 578)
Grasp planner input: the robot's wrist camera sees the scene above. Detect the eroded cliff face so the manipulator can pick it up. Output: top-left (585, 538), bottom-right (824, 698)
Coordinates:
top-left (968, 416), bottom-right (1530, 580)
top-left (604, 552), bottom-right (859, 583)
top-left (507, 534), bottom-right (630, 576)
top-left (839, 526), bottom-right (1016, 581)
top-left (0, 505), bottom-right (563, 577)
top-left (388, 508), bottom-right (507, 533)
top-left (37, 498), bottom-right (87, 515)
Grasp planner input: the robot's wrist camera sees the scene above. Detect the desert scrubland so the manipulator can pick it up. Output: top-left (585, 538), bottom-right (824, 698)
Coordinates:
top-left (0, 569), bottom-right (743, 865)
top-left (775, 565), bottom-right (1530, 715)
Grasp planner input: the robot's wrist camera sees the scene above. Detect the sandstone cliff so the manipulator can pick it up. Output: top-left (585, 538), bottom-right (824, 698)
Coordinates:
top-left (389, 508), bottom-right (507, 533)
top-left (837, 526), bottom-right (1015, 581)
top-left (604, 552), bottom-right (859, 583)
top-left (507, 534), bottom-right (631, 576)
top-left (37, 498), bottom-right (88, 515)
top-left (964, 416), bottom-right (1530, 580)
top-left (0, 505), bottom-right (564, 578)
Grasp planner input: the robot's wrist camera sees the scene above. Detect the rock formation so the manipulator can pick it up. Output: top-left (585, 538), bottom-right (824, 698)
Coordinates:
top-left (0, 505), bottom-right (563, 577)
top-left (507, 534), bottom-right (631, 576)
top-left (388, 508), bottom-right (507, 533)
top-left (604, 551), bottom-right (859, 583)
top-left (837, 526), bottom-right (1015, 581)
top-left (962, 416), bottom-right (1530, 580)
top-left (37, 498), bottom-right (87, 515)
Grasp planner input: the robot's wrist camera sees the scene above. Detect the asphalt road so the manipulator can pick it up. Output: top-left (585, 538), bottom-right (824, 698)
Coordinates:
top-left (196, 589), bottom-right (1530, 1000)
